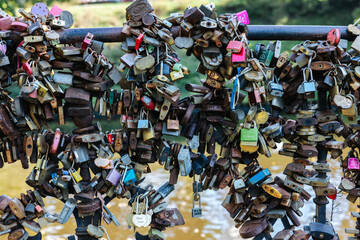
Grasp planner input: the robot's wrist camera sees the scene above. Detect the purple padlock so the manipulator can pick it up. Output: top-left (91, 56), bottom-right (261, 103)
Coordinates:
top-left (0, 42), bottom-right (7, 55)
top-left (31, 2), bottom-right (50, 17)
top-left (105, 162), bottom-right (122, 186)
top-left (348, 157), bottom-right (360, 170)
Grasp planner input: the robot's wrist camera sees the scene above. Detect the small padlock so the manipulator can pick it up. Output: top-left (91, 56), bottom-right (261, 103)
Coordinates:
top-left (192, 193), bottom-right (202, 218)
top-left (348, 150), bottom-right (360, 170)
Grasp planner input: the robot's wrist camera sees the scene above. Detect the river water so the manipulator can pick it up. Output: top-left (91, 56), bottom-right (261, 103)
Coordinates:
top-left (0, 146), bottom-right (356, 240)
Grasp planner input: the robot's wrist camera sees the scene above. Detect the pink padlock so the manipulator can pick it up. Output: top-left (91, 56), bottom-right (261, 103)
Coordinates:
top-left (0, 17), bottom-right (12, 30)
top-left (22, 62), bottom-right (33, 75)
top-left (29, 89), bottom-right (38, 99)
top-left (232, 46), bottom-right (246, 63)
top-left (236, 10), bottom-right (249, 25)
top-left (10, 21), bottom-right (28, 32)
top-left (49, 5), bottom-right (63, 17)
top-left (348, 157), bottom-right (360, 170)
top-left (81, 33), bottom-right (94, 51)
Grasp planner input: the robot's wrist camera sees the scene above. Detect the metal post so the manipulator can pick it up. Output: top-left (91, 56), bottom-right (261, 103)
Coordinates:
top-left (58, 25), bottom-right (356, 44)
top-left (314, 88), bottom-right (329, 225)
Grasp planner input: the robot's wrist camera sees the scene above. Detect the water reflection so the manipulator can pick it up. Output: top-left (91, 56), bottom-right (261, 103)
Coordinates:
top-left (0, 150), bottom-right (356, 239)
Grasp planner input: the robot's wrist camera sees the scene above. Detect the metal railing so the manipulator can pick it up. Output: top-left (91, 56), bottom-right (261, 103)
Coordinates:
top-left (57, 25), bottom-right (355, 43)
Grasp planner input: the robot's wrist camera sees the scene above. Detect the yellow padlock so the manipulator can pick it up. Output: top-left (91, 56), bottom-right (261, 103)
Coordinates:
top-left (262, 184), bottom-right (282, 199)
top-left (143, 123), bottom-right (155, 142)
top-left (71, 170), bottom-right (83, 182)
top-left (239, 145), bottom-right (259, 153)
top-left (254, 109), bottom-right (269, 125)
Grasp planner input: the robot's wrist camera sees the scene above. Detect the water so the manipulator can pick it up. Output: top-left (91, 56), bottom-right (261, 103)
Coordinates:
top-left (0, 150), bottom-right (356, 240)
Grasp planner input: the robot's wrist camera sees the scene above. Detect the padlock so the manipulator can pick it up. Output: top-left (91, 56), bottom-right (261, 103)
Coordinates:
top-left (143, 122), bottom-right (155, 141)
top-left (9, 198), bottom-right (26, 219)
top-left (178, 145), bottom-right (192, 176)
top-left (298, 67), bottom-right (317, 99)
top-left (167, 113), bottom-right (180, 131)
top-left (141, 95), bottom-right (155, 110)
top-left (227, 40), bottom-right (243, 53)
top-left (267, 76), bottom-right (283, 97)
top-left (192, 194), bottom-right (202, 218)
top-left (123, 169), bottom-right (137, 186)
top-left (58, 198), bottom-right (77, 224)
top-left (240, 120), bottom-right (258, 147)
top-left (137, 109), bottom-right (149, 129)
top-left (347, 150), bottom-right (360, 170)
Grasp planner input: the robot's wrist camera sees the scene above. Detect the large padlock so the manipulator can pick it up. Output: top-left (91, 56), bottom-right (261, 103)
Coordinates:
top-left (178, 145), bottom-right (192, 176)
top-left (298, 68), bottom-right (317, 99)
top-left (167, 113), bottom-right (180, 131)
top-left (240, 121), bottom-right (258, 147)
top-left (137, 109), bottom-right (149, 129)
top-left (123, 169), bottom-right (137, 186)
top-left (143, 122), bottom-right (155, 141)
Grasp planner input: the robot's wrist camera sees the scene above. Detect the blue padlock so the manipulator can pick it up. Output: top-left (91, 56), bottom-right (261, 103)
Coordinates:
top-left (247, 168), bottom-right (271, 186)
top-left (192, 153), bottom-right (210, 175)
top-left (51, 173), bottom-right (58, 184)
top-left (124, 169), bottom-right (137, 186)
top-left (155, 62), bottom-right (170, 76)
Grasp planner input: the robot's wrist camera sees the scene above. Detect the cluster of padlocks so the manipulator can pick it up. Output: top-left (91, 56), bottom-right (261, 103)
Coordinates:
top-left (0, 0), bottom-right (360, 239)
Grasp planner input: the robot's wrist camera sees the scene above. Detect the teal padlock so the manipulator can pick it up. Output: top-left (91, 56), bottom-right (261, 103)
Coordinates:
top-left (172, 63), bottom-right (182, 72)
top-left (258, 48), bottom-right (268, 63)
top-left (124, 169), bottom-right (137, 186)
top-left (147, 45), bottom-right (155, 53)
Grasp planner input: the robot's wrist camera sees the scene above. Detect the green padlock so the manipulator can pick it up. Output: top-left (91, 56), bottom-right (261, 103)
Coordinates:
top-left (148, 227), bottom-right (166, 239)
top-left (240, 121), bottom-right (258, 146)
top-left (148, 45), bottom-right (155, 53)
top-left (172, 63), bottom-right (182, 72)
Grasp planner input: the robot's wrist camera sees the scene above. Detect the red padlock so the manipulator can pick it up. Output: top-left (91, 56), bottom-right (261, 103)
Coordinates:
top-left (81, 32), bottom-right (94, 51)
top-left (226, 40), bottom-right (243, 53)
top-left (328, 192), bottom-right (337, 200)
top-left (22, 62), bottom-right (33, 75)
top-left (107, 133), bottom-right (114, 145)
top-left (135, 33), bottom-right (145, 50)
top-left (141, 95), bottom-right (155, 110)
top-left (327, 28), bottom-right (340, 46)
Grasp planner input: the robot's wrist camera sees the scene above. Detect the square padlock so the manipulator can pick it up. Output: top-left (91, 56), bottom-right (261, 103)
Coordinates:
top-left (226, 41), bottom-right (243, 53)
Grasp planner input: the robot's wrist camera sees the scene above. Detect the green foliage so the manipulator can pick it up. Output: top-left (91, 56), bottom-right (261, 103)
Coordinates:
top-left (1, 0), bottom-right (73, 15)
top-left (217, 0), bottom-right (360, 25)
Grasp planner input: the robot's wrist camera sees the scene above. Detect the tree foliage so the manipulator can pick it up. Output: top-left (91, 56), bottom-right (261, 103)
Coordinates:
top-left (1, 0), bottom-right (359, 25)
top-left (218, 0), bottom-right (360, 25)
top-left (1, 0), bottom-right (69, 16)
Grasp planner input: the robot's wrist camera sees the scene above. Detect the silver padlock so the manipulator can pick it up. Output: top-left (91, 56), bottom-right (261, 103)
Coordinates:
top-left (73, 144), bottom-right (90, 164)
top-left (192, 194), bottom-right (202, 218)
top-left (53, 72), bottom-right (73, 86)
top-left (121, 154), bottom-right (132, 166)
top-left (58, 198), bottom-right (77, 224)
top-left (187, 135), bottom-right (200, 150)
top-left (177, 145), bottom-right (192, 176)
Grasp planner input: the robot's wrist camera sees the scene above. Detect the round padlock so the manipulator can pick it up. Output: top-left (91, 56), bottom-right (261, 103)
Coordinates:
top-left (31, 2), bottom-right (49, 17)
top-left (60, 10), bottom-right (74, 29)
